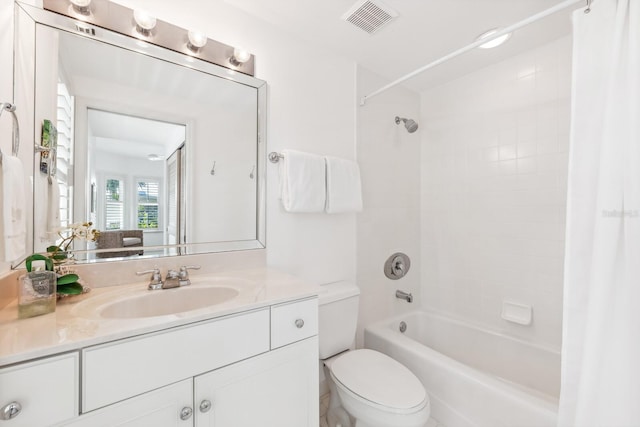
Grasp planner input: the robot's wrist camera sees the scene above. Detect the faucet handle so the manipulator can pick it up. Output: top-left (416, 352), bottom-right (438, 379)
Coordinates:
top-left (177, 265), bottom-right (200, 286)
top-left (179, 265), bottom-right (201, 279)
top-left (136, 267), bottom-right (163, 290)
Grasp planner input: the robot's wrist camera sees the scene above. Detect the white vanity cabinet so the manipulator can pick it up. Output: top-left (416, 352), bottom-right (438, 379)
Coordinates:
top-left (61, 337), bottom-right (318, 427)
top-left (0, 353), bottom-right (79, 427)
top-left (60, 379), bottom-right (193, 427)
top-left (81, 308), bottom-right (272, 412)
top-left (194, 336), bottom-right (318, 426)
top-left (5, 296), bottom-right (320, 427)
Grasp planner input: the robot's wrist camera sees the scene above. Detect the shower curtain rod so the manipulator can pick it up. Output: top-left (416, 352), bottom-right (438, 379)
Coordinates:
top-left (360, 0), bottom-right (585, 106)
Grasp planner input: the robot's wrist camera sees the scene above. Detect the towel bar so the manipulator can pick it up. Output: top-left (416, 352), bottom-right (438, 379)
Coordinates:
top-left (268, 152), bottom-right (284, 163)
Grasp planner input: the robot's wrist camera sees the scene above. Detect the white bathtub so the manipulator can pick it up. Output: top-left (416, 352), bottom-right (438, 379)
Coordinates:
top-left (364, 311), bottom-right (560, 427)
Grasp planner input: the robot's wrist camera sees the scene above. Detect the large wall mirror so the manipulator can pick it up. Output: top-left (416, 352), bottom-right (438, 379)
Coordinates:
top-left (15, 2), bottom-right (267, 265)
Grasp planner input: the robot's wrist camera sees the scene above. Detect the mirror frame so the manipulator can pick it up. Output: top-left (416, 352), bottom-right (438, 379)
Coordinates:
top-left (13, 1), bottom-right (267, 267)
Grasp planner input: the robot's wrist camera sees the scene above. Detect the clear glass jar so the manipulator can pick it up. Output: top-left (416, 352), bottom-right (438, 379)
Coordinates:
top-left (18, 271), bottom-right (57, 318)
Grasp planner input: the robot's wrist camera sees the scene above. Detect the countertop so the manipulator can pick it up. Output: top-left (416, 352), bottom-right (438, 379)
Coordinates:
top-left (0, 268), bottom-right (321, 366)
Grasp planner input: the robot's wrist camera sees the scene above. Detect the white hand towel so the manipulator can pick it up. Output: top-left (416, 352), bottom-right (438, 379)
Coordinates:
top-left (280, 149), bottom-right (326, 213)
top-left (1, 156), bottom-right (27, 261)
top-left (47, 180), bottom-right (60, 234)
top-left (325, 156), bottom-right (363, 214)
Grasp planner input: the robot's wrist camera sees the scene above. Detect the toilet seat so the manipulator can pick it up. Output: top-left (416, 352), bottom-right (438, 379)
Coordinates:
top-left (329, 349), bottom-right (427, 414)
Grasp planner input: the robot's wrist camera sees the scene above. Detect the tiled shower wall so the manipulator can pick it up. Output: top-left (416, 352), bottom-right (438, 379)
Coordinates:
top-left (356, 65), bottom-right (421, 348)
top-left (420, 37), bottom-right (571, 349)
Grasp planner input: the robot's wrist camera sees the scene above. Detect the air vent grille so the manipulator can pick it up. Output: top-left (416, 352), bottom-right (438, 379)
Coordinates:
top-left (342, 0), bottom-right (398, 35)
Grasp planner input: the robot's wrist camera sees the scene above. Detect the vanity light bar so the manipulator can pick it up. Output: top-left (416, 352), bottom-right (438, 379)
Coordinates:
top-left (41, 0), bottom-right (255, 76)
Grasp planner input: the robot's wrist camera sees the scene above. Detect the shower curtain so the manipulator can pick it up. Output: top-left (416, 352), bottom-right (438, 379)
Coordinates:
top-left (558, 1), bottom-right (640, 426)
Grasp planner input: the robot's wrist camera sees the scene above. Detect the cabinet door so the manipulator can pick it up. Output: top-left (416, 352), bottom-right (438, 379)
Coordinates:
top-left (0, 353), bottom-right (78, 427)
top-left (195, 337), bottom-right (318, 427)
top-left (59, 379), bottom-right (193, 427)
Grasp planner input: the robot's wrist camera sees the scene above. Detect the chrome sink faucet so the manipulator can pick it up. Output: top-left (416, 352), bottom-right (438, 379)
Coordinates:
top-left (137, 266), bottom-right (201, 290)
top-left (164, 269), bottom-right (181, 289)
top-left (136, 267), bottom-right (163, 290)
top-left (164, 265), bottom-right (201, 288)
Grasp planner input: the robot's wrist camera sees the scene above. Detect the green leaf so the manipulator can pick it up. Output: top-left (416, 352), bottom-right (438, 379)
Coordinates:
top-left (57, 274), bottom-right (80, 285)
top-left (52, 253), bottom-right (68, 261)
top-left (56, 282), bottom-right (84, 295)
top-left (46, 245), bottom-right (60, 253)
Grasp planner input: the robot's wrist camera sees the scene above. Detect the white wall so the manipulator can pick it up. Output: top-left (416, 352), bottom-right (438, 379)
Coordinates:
top-left (111, 0), bottom-right (357, 285)
top-left (0, 0), bottom-right (15, 274)
top-left (420, 37), bottom-right (571, 349)
top-left (356, 66), bottom-right (421, 347)
top-left (1, 0), bottom-right (357, 286)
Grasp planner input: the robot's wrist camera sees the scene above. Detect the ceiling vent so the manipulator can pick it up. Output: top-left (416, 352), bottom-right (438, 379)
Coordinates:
top-left (342, 0), bottom-right (398, 35)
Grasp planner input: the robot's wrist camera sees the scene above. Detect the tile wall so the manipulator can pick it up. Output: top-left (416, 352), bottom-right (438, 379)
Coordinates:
top-left (420, 37), bottom-right (572, 349)
top-left (356, 65), bottom-right (421, 347)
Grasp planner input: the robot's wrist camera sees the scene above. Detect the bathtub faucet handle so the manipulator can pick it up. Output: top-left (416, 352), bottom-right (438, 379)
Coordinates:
top-left (396, 290), bottom-right (413, 303)
top-left (384, 252), bottom-right (411, 280)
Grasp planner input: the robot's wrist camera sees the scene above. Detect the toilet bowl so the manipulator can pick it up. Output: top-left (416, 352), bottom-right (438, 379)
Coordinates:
top-left (319, 282), bottom-right (430, 427)
top-left (325, 349), bottom-right (430, 427)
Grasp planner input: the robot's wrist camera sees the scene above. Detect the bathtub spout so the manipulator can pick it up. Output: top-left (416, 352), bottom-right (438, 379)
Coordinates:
top-left (396, 290), bottom-right (413, 303)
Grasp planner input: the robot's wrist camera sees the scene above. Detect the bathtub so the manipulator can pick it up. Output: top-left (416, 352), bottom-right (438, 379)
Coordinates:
top-left (364, 311), bottom-right (560, 427)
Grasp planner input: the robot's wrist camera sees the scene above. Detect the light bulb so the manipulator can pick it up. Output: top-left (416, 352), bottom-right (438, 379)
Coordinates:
top-left (70, 0), bottom-right (91, 14)
top-left (134, 9), bottom-right (157, 34)
top-left (188, 30), bottom-right (208, 50)
top-left (233, 48), bottom-right (251, 63)
top-left (147, 154), bottom-right (165, 161)
top-left (476, 28), bottom-right (512, 49)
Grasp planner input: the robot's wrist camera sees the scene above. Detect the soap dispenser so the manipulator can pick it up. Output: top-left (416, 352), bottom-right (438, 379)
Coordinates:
top-left (18, 254), bottom-right (57, 318)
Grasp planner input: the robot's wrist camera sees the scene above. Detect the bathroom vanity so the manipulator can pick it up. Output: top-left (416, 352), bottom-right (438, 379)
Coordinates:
top-left (0, 269), bottom-right (320, 427)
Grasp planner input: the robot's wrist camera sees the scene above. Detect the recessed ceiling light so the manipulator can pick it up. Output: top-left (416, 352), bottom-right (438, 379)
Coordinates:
top-left (476, 28), bottom-right (512, 49)
top-left (147, 153), bottom-right (165, 161)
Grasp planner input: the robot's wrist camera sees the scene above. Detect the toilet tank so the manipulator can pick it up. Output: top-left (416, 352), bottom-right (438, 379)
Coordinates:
top-left (318, 281), bottom-right (360, 359)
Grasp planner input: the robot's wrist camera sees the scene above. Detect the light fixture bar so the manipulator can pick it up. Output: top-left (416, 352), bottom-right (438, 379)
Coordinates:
top-left (42, 0), bottom-right (255, 76)
top-left (360, 0), bottom-right (585, 105)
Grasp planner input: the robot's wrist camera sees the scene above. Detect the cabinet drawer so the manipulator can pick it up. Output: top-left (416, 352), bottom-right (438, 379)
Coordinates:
top-left (271, 297), bottom-right (318, 349)
top-left (0, 353), bottom-right (79, 427)
top-left (82, 308), bottom-right (269, 412)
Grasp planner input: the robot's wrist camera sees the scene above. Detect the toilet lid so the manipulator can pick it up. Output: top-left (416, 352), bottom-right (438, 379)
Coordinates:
top-left (331, 349), bottom-right (426, 410)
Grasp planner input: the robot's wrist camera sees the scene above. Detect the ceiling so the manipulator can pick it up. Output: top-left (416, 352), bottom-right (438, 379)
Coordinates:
top-left (223, 0), bottom-right (583, 91)
top-left (88, 109), bottom-right (185, 159)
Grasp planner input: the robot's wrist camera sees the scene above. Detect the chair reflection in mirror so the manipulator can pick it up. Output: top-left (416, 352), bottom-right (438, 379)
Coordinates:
top-left (96, 230), bottom-right (144, 258)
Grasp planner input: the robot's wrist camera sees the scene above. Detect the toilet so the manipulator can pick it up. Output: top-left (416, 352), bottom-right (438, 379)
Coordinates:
top-left (319, 282), bottom-right (430, 427)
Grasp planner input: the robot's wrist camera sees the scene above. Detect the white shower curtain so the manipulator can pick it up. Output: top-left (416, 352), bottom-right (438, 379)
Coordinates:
top-left (558, 1), bottom-right (640, 426)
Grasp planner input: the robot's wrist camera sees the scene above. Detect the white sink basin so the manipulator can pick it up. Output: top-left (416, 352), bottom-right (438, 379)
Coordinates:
top-left (97, 286), bottom-right (239, 319)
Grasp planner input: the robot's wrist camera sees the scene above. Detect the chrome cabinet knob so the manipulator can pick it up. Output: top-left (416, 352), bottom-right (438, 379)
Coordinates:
top-left (1, 401), bottom-right (22, 420)
top-left (180, 406), bottom-right (193, 420)
top-left (199, 399), bottom-right (212, 413)
top-left (295, 319), bottom-right (304, 329)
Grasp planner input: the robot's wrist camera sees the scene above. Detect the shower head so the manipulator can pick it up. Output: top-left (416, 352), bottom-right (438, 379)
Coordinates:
top-left (395, 116), bottom-right (419, 133)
